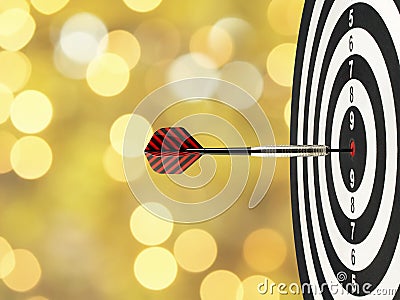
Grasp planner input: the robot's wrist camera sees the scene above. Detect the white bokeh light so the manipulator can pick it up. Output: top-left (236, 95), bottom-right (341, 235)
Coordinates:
top-left (59, 13), bottom-right (107, 64)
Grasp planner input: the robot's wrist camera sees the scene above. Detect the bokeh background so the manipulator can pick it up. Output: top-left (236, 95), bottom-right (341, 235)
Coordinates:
top-left (0, 0), bottom-right (305, 299)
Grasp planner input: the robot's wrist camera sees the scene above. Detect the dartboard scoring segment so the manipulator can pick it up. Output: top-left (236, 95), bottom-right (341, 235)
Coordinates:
top-left (291, 0), bottom-right (400, 299)
top-left (339, 106), bottom-right (366, 192)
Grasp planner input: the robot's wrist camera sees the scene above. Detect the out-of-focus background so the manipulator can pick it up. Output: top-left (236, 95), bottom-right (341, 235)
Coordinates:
top-left (0, 0), bottom-right (304, 299)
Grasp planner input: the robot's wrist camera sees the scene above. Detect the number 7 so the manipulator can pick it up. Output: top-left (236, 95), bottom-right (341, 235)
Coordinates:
top-left (351, 222), bottom-right (355, 240)
top-left (349, 60), bottom-right (354, 78)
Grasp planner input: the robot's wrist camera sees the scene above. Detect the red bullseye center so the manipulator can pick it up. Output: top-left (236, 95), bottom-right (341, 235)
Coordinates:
top-left (350, 140), bottom-right (356, 157)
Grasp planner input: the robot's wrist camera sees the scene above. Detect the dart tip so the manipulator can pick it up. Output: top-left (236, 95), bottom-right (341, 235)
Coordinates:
top-left (329, 148), bottom-right (352, 153)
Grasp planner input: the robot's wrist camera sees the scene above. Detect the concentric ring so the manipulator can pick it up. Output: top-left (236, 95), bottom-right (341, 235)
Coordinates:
top-left (124, 78), bottom-right (276, 223)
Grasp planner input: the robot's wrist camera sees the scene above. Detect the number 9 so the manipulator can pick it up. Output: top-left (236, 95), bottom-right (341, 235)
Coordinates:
top-left (350, 169), bottom-right (355, 189)
top-left (350, 111), bottom-right (355, 130)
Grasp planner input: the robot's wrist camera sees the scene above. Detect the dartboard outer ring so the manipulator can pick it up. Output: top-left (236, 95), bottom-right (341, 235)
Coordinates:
top-left (290, 0), bottom-right (400, 299)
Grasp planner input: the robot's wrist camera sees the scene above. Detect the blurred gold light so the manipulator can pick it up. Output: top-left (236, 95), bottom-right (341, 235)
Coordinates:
top-left (243, 229), bottom-right (287, 273)
top-left (110, 114), bottom-right (152, 157)
top-left (135, 19), bottom-right (180, 64)
top-left (110, 114), bottom-right (131, 155)
top-left (103, 145), bottom-right (146, 182)
top-left (101, 30), bottom-right (141, 70)
top-left (0, 8), bottom-right (35, 51)
top-left (0, 0), bottom-right (29, 12)
top-left (103, 146), bottom-right (126, 182)
top-left (0, 84), bottom-right (13, 124)
top-left (267, 0), bottom-right (304, 36)
top-left (31, 0), bottom-right (69, 15)
top-left (200, 270), bottom-right (243, 300)
top-left (173, 229), bottom-right (217, 273)
top-left (0, 50), bottom-right (31, 92)
top-left (53, 43), bottom-right (87, 79)
top-left (10, 90), bottom-right (53, 134)
top-left (3, 249), bottom-right (41, 292)
top-left (267, 43), bottom-right (297, 87)
top-left (0, 236), bottom-right (15, 278)
top-left (123, 0), bottom-right (162, 13)
top-left (167, 53), bottom-right (218, 83)
top-left (59, 13), bottom-right (108, 64)
top-left (11, 136), bottom-right (53, 180)
top-left (27, 297), bottom-right (48, 300)
top-left (242, 275), bottom-right (280, 300)
top-left (219, 61), bottom-right (264, 103)
top-left (190, 26), bottom-right (233, 68)
top-left (86, 53), bottom-right (130, 97)
top-left (284, 99), bottom-right (291, 128)
top-left (134, 247), bottom-right (177, 291)
top-left (130, 203), bottom-right (173, 246)
top-left (214, 17), bottom-right (252, 44)
top-left (0, 131), bottom-right (16, 174)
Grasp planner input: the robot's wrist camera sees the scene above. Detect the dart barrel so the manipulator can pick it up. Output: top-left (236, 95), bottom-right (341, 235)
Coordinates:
top-left (250, 145), bottom-right (330, 158)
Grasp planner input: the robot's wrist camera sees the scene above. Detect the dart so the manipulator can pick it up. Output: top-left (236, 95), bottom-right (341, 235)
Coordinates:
top-left (144, 127), bottom-right (352, 174)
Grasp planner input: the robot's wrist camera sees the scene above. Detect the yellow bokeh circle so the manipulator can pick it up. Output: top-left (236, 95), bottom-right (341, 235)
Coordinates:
top-left (11, 90), bottom-right (53, 134)
top-left (0, 0), bottom-right (30, 13)
top-left (243, 228), bottom-right (287, 273)
top-left (220, 61), bottom-right (264, 103)
top-left (0, 8), bottom-right (36, 51)
top-left (123, 0), bottom-right (162, 13)
top-left (267, 0), bottom-right (304, 36)
top-left (130, 203), bottom-right (173, 246)
top-left (0, 84), bottom-right (13, 124)
top-left (101, 30), bottom-right (141, 70)
top-left (266, 43), bottom-right (297, 87)
top-left (11, 136), bottom-right (53, 180)
top-left (110, 113), bottom-right (152, 157)
top-left (0, 51), bottom-right (31, 92)
top-left (190, 26), bottom-right (233, 68)
top-left (134, 19), bottom-right (180, 64)
top-left (173, 229), bottom-right (217, 273)
top-left (0, 236), bottom-right (15, 279)
top-left (2, 249), bottom-right (41, 292)
top-left (200, 270), bottom-right (243, 300)
top-left (110, 114), bottom-right (131, 155)
top-left (0, 131), bottom-right (16, 174)
top-left (86, 53), bottom-right (130, 97)
top-left (103, 145), bottom-right (126, 182)
top-left (134, 247), bottom-right (177, 291)
top-left (103, 145), bottom-right (146, 182)
top-left (31, 0), bottom-right (69, 15)
top-left (242, 275), bottom-right (280, 300)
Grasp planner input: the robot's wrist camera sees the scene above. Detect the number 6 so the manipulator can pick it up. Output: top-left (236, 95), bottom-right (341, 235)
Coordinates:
top-left (349, 35), bottom-right (354, 52)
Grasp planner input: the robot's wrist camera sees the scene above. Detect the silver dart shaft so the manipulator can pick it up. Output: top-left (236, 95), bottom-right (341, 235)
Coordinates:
top-left (250, 145), bottom-right (330, 158)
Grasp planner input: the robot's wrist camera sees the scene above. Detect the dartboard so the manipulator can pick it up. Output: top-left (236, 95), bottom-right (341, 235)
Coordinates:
top-left (290, 0), bottom-right (400, 299)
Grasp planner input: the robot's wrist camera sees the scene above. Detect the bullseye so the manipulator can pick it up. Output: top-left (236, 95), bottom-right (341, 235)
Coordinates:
top-left (350, 140), bottom-right (355, 157)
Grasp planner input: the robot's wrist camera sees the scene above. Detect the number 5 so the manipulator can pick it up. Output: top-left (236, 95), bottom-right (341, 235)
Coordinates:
top-left (349, 9), bottom-right (354, 27)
